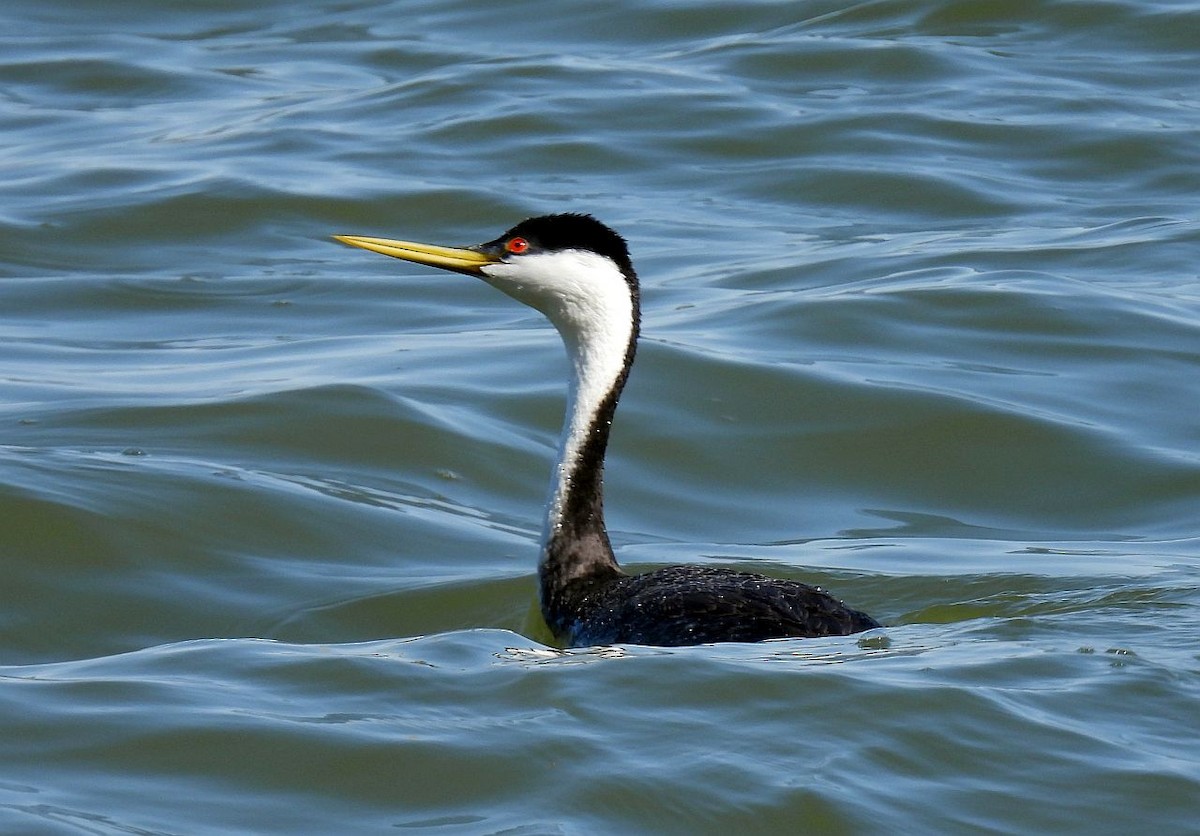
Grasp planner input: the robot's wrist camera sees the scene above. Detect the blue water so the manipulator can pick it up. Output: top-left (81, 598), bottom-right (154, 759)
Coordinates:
top-left (3, 1), bottom-right (1199, 833)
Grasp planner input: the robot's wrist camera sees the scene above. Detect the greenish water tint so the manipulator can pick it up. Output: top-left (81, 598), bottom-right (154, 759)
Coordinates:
top-left (2, 0), bottom-right (1199, 832)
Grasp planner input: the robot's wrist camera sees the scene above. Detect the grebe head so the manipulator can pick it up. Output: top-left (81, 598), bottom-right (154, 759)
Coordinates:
top-left (334, 213), bottom-right (638, 342)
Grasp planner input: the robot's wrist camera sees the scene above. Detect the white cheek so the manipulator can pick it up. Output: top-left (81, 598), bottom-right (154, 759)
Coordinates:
top-left (481, 250), bottom-right (630, 338)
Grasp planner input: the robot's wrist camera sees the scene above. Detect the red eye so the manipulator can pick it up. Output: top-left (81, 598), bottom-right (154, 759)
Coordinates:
top-left (505, 237), bottom-right (529, 254)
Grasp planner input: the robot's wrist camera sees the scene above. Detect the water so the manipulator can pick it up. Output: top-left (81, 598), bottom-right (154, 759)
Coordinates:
top-left (3, 0), bottom-right (1199, 832)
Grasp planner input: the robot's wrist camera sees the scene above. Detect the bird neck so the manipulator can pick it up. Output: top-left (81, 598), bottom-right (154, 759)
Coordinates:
top-left (539, 296), bottom-right (639, 598)
top-left (477, 246), bottom-right (640, 632)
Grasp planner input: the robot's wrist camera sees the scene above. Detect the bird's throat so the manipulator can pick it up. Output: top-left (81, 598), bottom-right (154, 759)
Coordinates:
top-left (538, 297), bottom-right (638, 598)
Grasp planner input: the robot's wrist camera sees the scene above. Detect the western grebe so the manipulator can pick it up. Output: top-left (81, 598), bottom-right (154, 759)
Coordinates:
top-left (334, 213), bottom-right (880, 647)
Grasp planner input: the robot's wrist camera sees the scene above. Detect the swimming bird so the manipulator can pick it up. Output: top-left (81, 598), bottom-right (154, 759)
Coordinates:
top-left (334, 213), bottom-right (880, 647)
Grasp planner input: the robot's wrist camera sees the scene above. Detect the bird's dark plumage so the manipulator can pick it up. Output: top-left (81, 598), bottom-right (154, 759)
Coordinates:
top-left (547, 564), bottom-right (880, 647)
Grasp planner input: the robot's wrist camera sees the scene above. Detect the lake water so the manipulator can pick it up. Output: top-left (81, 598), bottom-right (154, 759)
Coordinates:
top-left (2, 0), bottom-right (1199, 832)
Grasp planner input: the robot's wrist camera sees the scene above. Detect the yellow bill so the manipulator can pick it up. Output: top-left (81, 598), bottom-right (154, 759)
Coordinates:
top-left (333, 234), bottom-right (498, 276)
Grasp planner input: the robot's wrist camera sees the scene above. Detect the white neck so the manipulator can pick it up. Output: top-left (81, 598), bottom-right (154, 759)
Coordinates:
top-left (481, 249), bottom-right (636, 574)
